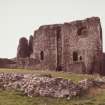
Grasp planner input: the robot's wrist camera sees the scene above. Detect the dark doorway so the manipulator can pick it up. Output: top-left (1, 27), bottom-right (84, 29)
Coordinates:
top-left (73, 51), bottom-right (78, 61)
top-left (40, 51), bottom-right (44, 60)
top-left (80, 56), bottom-right (82, 60)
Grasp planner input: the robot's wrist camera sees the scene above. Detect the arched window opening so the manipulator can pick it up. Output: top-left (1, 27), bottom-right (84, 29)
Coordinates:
top-left (77, 26), bottom-right (87, 36)
top-left (40, 51), bottom-right (44, 60)
top-left (73, 51), bottom-right (78, 61)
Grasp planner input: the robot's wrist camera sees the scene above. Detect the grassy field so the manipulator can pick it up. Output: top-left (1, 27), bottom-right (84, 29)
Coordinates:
top-left (0, 68), bottom-right (105, 105)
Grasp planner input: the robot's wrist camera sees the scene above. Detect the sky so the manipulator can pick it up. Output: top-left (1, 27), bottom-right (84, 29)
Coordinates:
top-left (0, 0), bottom-right (105, 58)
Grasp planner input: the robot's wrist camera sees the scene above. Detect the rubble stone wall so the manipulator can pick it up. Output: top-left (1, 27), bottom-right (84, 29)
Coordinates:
top-left (0, 73), bottom-right (105, 98)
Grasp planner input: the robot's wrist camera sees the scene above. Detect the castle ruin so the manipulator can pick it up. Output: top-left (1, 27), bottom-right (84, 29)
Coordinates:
top-left (16, 17), bottom-right (104, 74)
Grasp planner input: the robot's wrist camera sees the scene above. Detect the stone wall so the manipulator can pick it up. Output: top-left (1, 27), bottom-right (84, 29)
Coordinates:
top-left (0, 58), bottom-right (16, 68)
top-left (15, 17), bottom-right (104, 74)
top-left (0, 73), bottom-right (82, 98)
top-left (17, 36), bottom-right (34, 59)
top-left (61, 17), bottom-right (102, 73)
top-left (17, 37), bottom-right (29, 58)
top-left (0, 73), bottom-right (105, 98)
top-left (31, 25), bottom-right (62, 70)
top-left (16, 58), bottom-right (41, 69)
top-left (101, 53), bottom-right (105, 75)
top-left (67, 62), bottom-right (86, 73)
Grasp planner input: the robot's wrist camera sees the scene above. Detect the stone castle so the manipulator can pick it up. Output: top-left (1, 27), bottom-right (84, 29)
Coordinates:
top-left (0, 17), bottom-right (105, 75)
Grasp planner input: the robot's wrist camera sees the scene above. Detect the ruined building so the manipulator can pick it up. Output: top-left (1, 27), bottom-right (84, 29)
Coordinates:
top-left (16, 17), bottom-right (104, 74)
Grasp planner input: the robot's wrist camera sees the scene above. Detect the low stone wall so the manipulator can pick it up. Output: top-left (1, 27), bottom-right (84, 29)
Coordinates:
top-left (0, 58), bottom-right (17, 68)
top-left (0, 73), bottom-right (82, 98)
top-left (0, 58), bottom-right (41, 69)
top-left (0, 73), bottom-right (105, 99)
top-left (16, 58), bottom-right (40, 69)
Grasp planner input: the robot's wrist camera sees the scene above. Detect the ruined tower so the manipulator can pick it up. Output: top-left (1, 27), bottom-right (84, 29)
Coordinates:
top-left (17, 17), bottom-right (103, 74)
top-left (31, 25), bottom-right (62, 70)
top-left (61, 17), bottom-right (102, 74)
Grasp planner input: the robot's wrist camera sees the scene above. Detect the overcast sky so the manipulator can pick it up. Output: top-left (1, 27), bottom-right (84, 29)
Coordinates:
top-left (0, 0), bottom-right (105, 58)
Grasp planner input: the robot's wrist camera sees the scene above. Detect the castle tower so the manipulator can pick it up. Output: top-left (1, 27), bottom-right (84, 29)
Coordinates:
top-left (29, 17), bottom-right (103, 74)
top-left (61, 17), bottom-right (103, 73)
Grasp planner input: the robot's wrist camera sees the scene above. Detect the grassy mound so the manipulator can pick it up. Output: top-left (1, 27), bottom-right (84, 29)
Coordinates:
top-left (0, 68), bottom-right (105, 105)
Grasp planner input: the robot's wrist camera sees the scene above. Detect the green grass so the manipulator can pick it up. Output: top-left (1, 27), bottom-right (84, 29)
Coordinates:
top-left (0, 68), bottom-right (105, 105)
top-left (0, 90), bottom-right (105, 105)
top-left (0, 68), bottom-right (101, 83)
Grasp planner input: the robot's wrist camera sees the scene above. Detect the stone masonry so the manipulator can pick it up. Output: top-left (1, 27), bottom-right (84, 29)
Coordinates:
top-left (0, 73), bottom-right (105, 98)
top-left (0, 17), bottom-right (102, 75)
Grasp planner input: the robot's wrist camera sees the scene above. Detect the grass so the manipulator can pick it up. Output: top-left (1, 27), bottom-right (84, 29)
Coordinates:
top-left (0, 90), bottom-right (105, 105)
top-left (0, 68), bottom-right (101, 83)
top-left (0, 68), bottom-right (105, 105)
